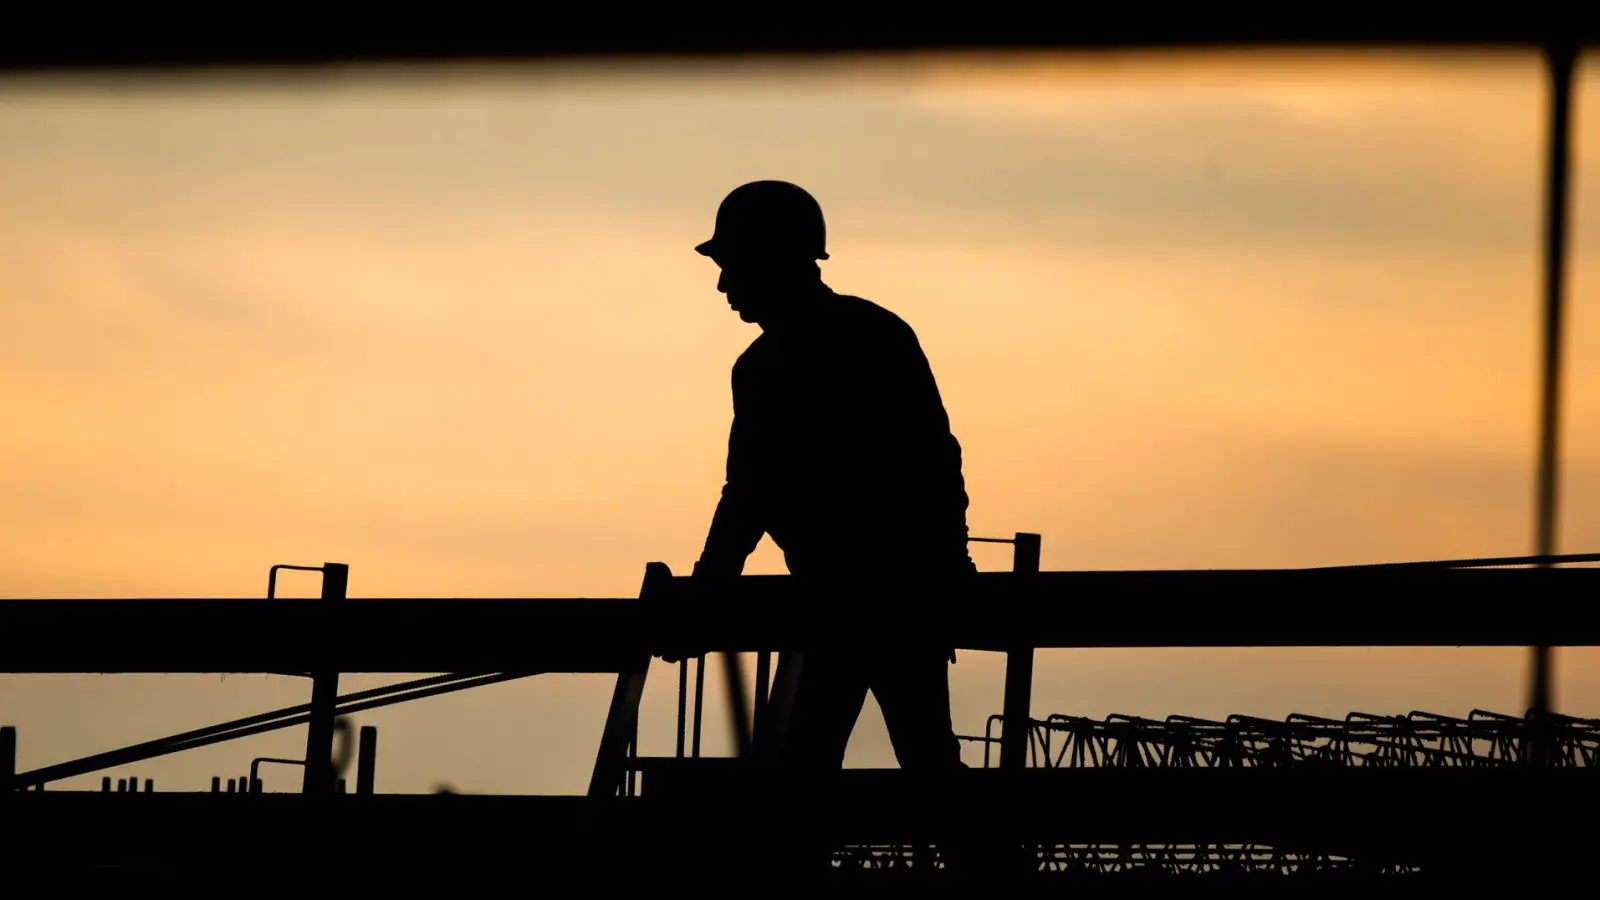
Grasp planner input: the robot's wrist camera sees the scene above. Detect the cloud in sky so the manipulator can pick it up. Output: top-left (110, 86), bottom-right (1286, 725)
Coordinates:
top-left (2, 50), bottom-right (1597, 793)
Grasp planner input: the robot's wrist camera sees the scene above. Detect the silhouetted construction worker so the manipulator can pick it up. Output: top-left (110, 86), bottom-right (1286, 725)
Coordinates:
top-left (691, 180), bottom-right (975, 773)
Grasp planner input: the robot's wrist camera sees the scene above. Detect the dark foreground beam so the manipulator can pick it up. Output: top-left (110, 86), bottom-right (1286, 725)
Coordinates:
top-left (0, 16), bottom-right (1596, 71)
top-left (3, 567), bottom-right (1600, 673)
top-left (3, 768), bottom-right (1591, 884)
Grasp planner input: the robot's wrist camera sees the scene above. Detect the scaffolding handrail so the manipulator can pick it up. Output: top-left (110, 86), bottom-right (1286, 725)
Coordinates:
top-left (4, 562), bottom-right (1600, 674)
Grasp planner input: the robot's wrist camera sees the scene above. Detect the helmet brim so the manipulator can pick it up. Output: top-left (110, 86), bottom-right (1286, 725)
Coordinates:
top-left (694, 238), bottom-right (828, 261)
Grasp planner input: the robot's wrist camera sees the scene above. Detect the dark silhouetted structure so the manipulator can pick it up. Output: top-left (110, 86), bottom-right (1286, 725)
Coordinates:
top-left (3, 21), bottom-right (1597, 890)
top-left (691, 180), bottom-right (974, 772)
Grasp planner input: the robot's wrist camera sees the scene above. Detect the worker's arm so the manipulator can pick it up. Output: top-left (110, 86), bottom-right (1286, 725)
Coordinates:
top-left (695, 362), bottom-right (765, 579)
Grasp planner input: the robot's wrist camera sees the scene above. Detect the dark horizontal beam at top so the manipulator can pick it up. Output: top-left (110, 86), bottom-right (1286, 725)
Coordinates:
top-left (3, 567), bottom-right (1598, 673)
top-left (0, 18), bottom-right (1595, 71)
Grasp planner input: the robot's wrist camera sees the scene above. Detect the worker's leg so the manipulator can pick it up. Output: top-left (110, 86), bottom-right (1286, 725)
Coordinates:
top-left (770, 650), bottom-right (869, 879)
top-left (779, 650), bottom-right (870, 771)
top-left (871, 644), bottom-right (1011, 879)
top-left (869, 645), bottom-right (963, 770)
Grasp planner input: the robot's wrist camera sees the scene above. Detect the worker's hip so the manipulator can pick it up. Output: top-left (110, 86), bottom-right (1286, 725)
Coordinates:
top-left (780, 565), bottom-right (974, 655)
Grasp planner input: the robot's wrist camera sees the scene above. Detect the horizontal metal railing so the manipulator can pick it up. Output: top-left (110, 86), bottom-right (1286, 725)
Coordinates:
top-left (5, 553), bottom-right (1599, 796)
top-left (4, 564), bottom-right (1600, 674)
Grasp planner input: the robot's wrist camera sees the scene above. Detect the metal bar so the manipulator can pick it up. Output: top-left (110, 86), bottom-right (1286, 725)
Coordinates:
top-left (758, 652), bottom-right (805, 764)
top-left (1532, 40), bottom-right (1578, 717)
top-left (356, 726), bottom-right (377, 795)
top-left (0, 597), bottom-right (644, 673)
top-left (19, 672), bottom-right (476, 786)
top-left (692, 655), bottom-right (706, 758)
top-left (588, 563), bottom-right (666, 798)
top-left (302, 562), bottom-right (347, 795)
top-left (267, 563), bottom-right (328, 679)
top-left (267, 564), bottom-right (325, 600)
top-left (1313, 551), bottom-right (1600, 570)
top-left (13, 672), bottom-right (534, 788)
top-left (627, 728), bottom-right (637, 797)
top-left (1000, 533), bottom-right (1042, 771)
top-left (8, 20), bottom-right (1600, 73)
top-left (753, 650), bottom-right (771, 743)
top-left (2, 726), bottom-right (14, 792)
top-left (251, 757), bottom-right (304, 791)
top-left (721, 651), bottom-right (752, 759)
top-left (676, 658), bottom-right (688, 759)
top-left (11, 566), bottom-right (1600, 673)
top-left (588, 656), bottom-right (650, 798)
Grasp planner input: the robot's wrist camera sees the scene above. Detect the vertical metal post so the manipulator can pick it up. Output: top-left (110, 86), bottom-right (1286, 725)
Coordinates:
top-left (720, 650), bottom-right (754, 760)
top-left (356, 725), bottom-right (378, 795)
top-left (1000, 533), bottom-right (1041, 771)
top-left (676, 658), bottom-right (688, 758)
top-left (1532, 41), bottom-right (1577, 719)
top-left (211, 776), bottom-right (220, 793)
top-left (1, 726), bottom-right (14, 793)
top-left (588, 563), bottom-right (662, 798)
top-left (627, 730), bottom-right (637, 797)
top-left (753, 650), bottom-right (772, 743)
top-left (144, 778), bottom-right (154, 792)
top-left (692, 655), bottom-right (706, 758)
top-left (758, 652), bottom-right (806, 765)
top-left (589, 652), bottom-right (651, 798)
top-left (302, 562), bottom-right (348, 795)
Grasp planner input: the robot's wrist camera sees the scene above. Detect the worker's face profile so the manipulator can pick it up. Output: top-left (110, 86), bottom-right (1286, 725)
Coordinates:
top-left (713, 253), bottom-right (788, 324)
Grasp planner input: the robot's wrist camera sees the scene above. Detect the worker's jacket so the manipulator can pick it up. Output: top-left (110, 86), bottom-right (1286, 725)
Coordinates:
top-left (697, 286), bottom-right (974, 622)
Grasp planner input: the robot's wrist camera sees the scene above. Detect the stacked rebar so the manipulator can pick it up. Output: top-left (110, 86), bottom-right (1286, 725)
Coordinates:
top-left (835, 709), bottom-right (1596, 876)
top-left (1002, 709), bottom-right (1598, 770)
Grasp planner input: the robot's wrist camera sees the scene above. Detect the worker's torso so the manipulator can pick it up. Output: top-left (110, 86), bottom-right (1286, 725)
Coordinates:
top-left (732, 292), bottom-right (971, 573)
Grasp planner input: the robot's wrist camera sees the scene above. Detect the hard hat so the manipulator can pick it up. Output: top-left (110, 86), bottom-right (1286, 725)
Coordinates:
top-left (695, 180), bottom-right (829, 261)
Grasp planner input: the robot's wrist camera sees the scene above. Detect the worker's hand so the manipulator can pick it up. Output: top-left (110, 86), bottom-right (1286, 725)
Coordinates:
top-left (689, 558), bottom-right (742, 597)
top-left (657, 559), bottom-right (738, 663)
top-left (652, 560), bottom-right (718, 663)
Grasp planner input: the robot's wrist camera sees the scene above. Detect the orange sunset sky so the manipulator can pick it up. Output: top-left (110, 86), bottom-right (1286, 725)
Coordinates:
top-left (2, 49), bottom-right (1598, 794)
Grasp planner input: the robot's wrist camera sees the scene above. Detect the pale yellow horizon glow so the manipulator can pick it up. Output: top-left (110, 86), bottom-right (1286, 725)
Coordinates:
top-left (1, 50), bottom-right (1597, 795)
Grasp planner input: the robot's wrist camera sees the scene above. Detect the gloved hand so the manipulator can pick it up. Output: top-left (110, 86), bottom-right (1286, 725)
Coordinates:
top-left (655, 559), bottom-right (733, 664)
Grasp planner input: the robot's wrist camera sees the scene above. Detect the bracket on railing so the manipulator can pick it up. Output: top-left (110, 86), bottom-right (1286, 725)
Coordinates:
top-left (264, 562), bottom-right (350, 795)
top-left (249, 757), bottom-right (303, 793)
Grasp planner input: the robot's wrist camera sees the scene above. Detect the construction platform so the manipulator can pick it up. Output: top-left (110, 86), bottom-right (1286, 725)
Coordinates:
top-left (4, 552), bottom-right (1599, 886)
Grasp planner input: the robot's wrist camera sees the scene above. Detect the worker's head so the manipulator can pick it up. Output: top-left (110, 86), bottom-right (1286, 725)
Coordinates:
top-left (696, 180), bottom-right (828, 324)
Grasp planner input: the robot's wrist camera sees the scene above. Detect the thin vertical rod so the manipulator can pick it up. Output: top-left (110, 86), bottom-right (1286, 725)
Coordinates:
top-left (1532, 42), bottom-right (1577, 716)
top-left (692, 655), bottom-right (706, 758)
top-left (356, 726), bottom-right (377, 795)
top-left (1000, 533), bottom-right (1042, 771)
top-left (753, 651), bottom-right (772, 743)
top-left (676, 658), bottom-right (688, 758)
top-left (302, 562), bottom-right (348, 794)
top-left (721, 651), bottom-right (753, 759)
top-left (1, 726), bottom-right (15, 792)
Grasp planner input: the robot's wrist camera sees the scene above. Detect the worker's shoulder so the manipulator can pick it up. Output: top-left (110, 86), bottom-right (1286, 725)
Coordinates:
top-left (827, 292), bottom-right (919, 342)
